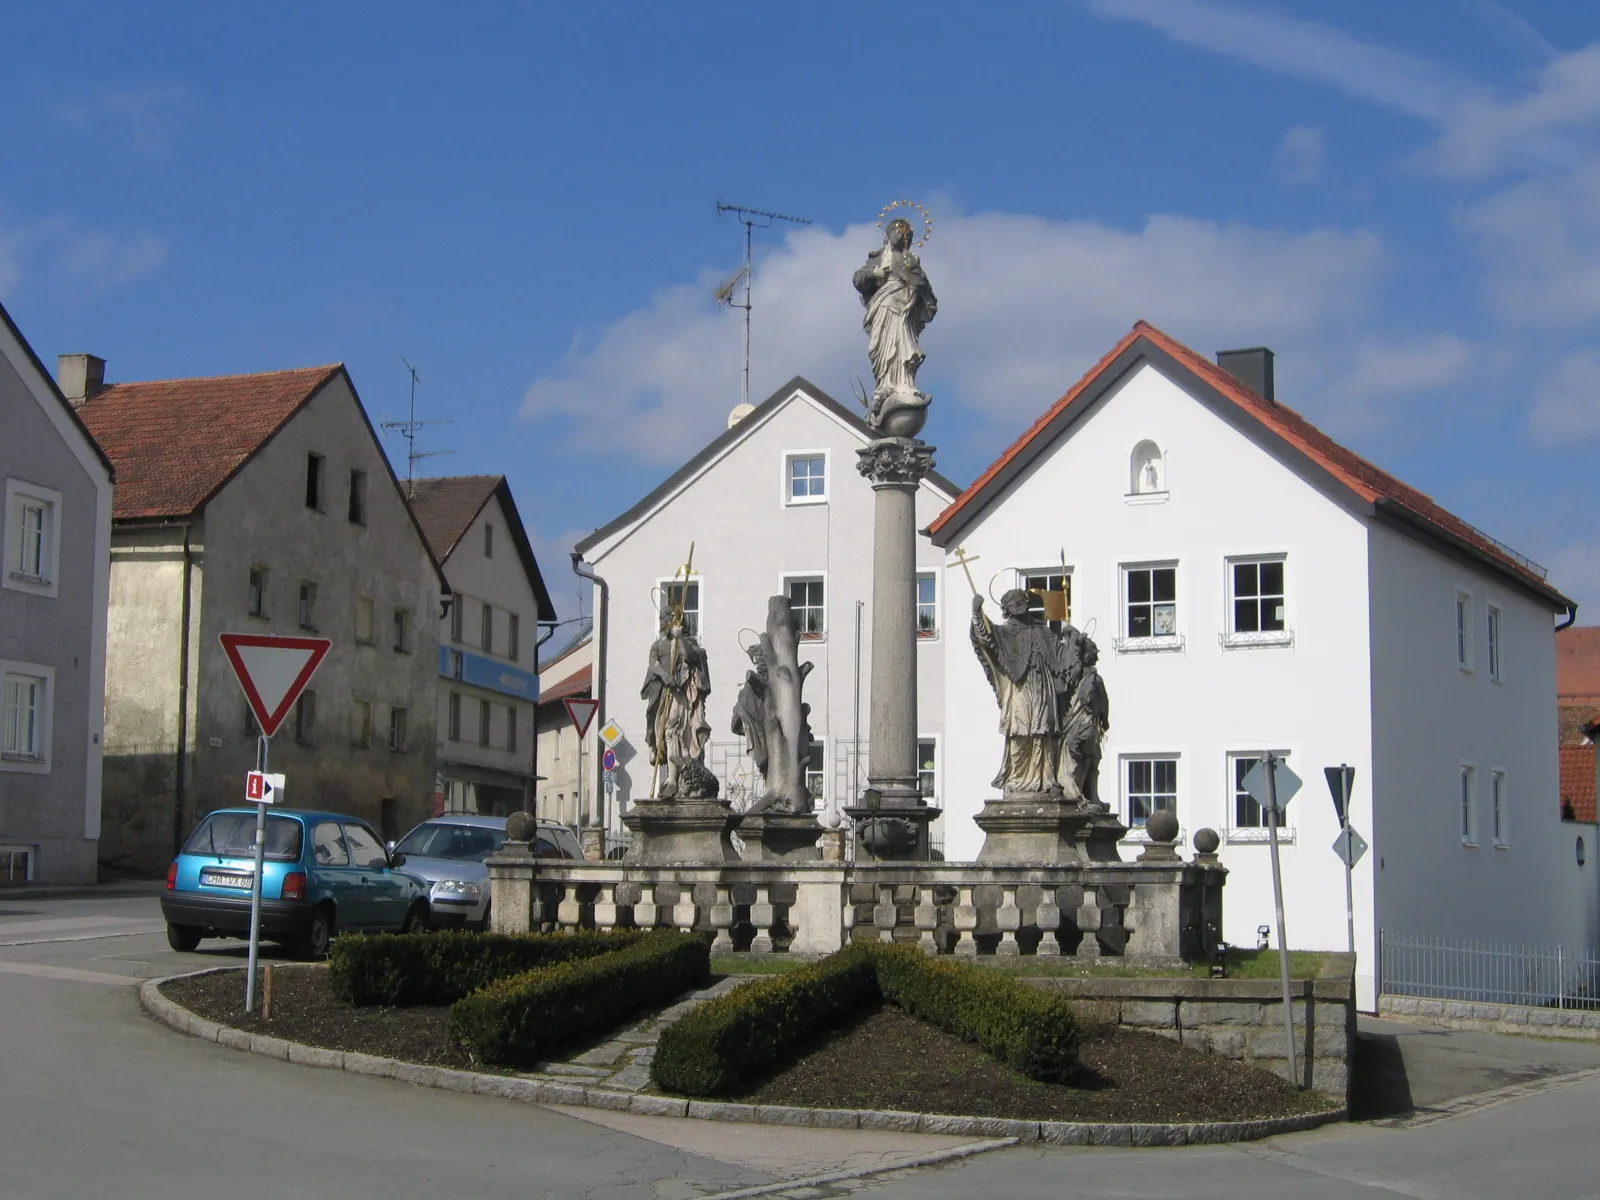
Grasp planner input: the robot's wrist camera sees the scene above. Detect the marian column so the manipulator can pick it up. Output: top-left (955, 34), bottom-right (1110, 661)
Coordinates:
top-left (847, 204), bottom-right (941, 859)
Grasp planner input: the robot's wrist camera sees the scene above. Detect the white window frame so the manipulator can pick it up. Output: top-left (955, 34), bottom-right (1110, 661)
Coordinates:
top-left (1491, 768), bottom-right (1508, 848)
top-left (1222, 554), bottom-right (1292, 648)
top-left (4, 479), bottom-right (62, 599)
top-left (1487, 605), bottom-right (1502, 683)
top-left (782, 572), bottom-right (827, 641)
top-left (355, 595), bottom-right (374, 645)
top-left (1121, 753), bottom-right (1180, 831)
top-left (1117, 561), bottom-right (1183, 653)
top-left (1014, 566), bottom-right (1074, 635)
top-left (1225, 749), bottom-right (1296, 843)
top-left (388, 706), bottom-right (408, 753)
top-left (1455, 589), bottom-right (1473, 672)
top-left (350, 699), bottom-right (372, 749)
top-left (783, 450), bottom-right (830, 507)
top-left (806, 739), bottom-right (827, 809)
top-left (917, 735), bottom-right (939, 802)
top-left (657, 575), bottom-right (703, 639)
top-left (298, 580), bottom-right (318, 632)
top-left (1, 661), bottom-right (53, 773)
top-left (916, 571), bottom-right (939, 640)
top-left (248, 565), bottom-right (269, 619)
top-left (1461, 761), bottom-right (1478, 846)
top-left (0, 845), bottom-right (36, 883)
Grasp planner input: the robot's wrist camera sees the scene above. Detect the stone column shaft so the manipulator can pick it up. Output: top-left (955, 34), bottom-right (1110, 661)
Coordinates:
top-left (868, 474), bottom-right (919, 799)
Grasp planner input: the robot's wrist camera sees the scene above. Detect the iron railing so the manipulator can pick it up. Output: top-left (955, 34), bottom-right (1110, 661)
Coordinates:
top-left (1381, 931), bottom-right (1600, 1010)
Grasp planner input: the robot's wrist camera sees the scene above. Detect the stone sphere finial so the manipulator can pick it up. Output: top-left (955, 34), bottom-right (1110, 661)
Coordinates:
top-left (1192, 826), bottom-right (1221, 855)
top-left (1146, 808), bottom-right (1180, 844)
top-left (505, 811), bottom-right (536, 843)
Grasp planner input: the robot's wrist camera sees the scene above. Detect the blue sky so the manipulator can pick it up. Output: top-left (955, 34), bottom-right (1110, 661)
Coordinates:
top-left (5, 1), bottom-right (1600, 624)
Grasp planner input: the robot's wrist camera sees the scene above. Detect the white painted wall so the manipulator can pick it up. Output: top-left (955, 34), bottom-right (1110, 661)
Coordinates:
top-left (535, 635), bottom-right (592, 832)
top-left (941, 362), bottom-right (1381, 998)
top-left (586, 388), bottom-right (954, 850)
top-left (1368, 524), bottom-right (1599, 970)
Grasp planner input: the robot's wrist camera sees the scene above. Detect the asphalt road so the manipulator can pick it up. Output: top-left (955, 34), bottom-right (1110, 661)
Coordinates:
top-left (4, 890), bottom-right (1599, 1200)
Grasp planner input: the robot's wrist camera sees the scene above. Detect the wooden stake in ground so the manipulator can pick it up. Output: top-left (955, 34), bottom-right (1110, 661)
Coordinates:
top-left (262, 964), bottom-right (273, 1021)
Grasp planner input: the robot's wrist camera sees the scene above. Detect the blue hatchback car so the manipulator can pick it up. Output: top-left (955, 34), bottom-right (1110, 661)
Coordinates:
top-left (161, 807), bottom-right (431, 960)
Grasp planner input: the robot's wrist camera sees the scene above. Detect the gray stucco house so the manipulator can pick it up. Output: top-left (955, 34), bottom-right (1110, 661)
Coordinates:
top-left (74, 359), bottom-right (449, 874)
top-left (0, 303), bottom-right (115, 885)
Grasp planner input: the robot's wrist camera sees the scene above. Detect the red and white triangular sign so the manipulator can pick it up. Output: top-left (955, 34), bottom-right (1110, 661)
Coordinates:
top-left (220, 634), bottom-right (332, 739)
top-left (564, 697), bottom-right (600, 738)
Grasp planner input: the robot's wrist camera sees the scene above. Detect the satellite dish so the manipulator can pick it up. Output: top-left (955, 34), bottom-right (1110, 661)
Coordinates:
top-left (727, 403), bottom-right (755, 429)
top-left (715, 265), bottom-right (748, 306)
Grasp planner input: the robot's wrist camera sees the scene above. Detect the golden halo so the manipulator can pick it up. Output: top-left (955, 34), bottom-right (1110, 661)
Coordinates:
top-left (876, 199), bottom-right (933, 247)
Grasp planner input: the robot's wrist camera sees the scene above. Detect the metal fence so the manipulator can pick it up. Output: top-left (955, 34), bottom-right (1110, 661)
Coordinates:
top-left (1381, 931), bottom-right (1600, 1010)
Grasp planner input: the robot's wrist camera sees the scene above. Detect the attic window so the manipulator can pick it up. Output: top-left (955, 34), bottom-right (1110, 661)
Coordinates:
top-left (348, 470), bottom-right (366, 525)
top-left (305, 454), bottom-right (325, 511)
top-left (485, 523), bottom-right (494, 558)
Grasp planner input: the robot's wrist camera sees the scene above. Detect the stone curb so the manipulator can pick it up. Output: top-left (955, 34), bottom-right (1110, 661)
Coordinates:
top-left (140, 970), bottom-right (1347, 1147)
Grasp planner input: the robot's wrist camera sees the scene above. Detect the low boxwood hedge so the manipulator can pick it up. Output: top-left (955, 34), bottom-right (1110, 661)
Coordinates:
top-left (328, 930), bottom-right (648, 1007)
top-left (448, 930), bottom-right (710, 1066)
top-left (652, 942), bottom-right (1082, 1096)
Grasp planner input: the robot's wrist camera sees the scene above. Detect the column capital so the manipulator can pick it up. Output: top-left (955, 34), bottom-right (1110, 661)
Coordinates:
top-left (856, 437), bottom-right (936, 487)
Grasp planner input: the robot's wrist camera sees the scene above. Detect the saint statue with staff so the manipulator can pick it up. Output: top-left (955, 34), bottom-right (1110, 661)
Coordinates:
top-left (641, 548), bottom-right (715, 800)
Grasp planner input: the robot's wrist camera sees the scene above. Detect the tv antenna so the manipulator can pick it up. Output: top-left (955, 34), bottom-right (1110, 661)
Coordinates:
top-left (381, 357), bottom-right (453, 497)
top-left (715, 202), bottom-right (812, 410)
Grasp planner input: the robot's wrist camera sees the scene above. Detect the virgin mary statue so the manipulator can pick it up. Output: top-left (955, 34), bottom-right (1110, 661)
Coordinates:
top-left (852, 217), bottom-right (937, 424)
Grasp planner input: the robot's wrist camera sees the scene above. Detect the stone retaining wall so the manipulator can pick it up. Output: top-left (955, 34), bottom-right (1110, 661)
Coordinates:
top-left (1379, 993), bottom-right (1600, 1040)
top-left (1023, 953), bottom-right (1356, 1100)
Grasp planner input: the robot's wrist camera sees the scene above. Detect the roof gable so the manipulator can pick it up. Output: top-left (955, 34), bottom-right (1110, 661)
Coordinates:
top-left (928, 321), bottom-right (1569, 610)
top-left (410, 474), bottom-right (556, 621)
top-left (0, 299), bottom-right (115, 482)
top-left (574, 376), bottom-right (962, 558)
top-left (77, 364), bottom-right (342, 520)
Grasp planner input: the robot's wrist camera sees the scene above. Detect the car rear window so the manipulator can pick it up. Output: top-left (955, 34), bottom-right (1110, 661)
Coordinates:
top-left (183, 812), bottom-right (303, 863)
top-left (395, 823), bottom-right (506, 861)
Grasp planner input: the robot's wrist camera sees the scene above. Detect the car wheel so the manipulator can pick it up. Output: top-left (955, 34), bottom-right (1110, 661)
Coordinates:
top-left (166, 924), bottom-right (202, 953)
top-left (477, 904), bottom-right (492, 933)
top-left (297, 905), bottom-right (334, 961)
top-left (402, 902), bottom-right (429, 935)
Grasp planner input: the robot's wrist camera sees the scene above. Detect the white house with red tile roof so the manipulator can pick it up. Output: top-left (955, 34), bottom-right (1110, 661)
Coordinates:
top-left (534, 634), bottom-right (593, 834)
top-left (0, 308), bottom-right (115, 885)
top-left (928, 321), bottom-right (1597, 1009)
top-left (74, 359), bottom-right (448, 873)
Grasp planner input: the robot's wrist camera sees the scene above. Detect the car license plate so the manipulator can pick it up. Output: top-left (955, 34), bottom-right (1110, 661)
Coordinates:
top-left (200, 869), bottom-right (253, 890)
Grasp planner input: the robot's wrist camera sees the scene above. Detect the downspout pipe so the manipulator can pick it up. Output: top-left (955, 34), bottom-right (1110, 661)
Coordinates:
top-left (526, 620), bottom-right (560, 816)
top-left (173, 524), bottom-right (194, 858)
top-left (1558, 602), bottom-right (1579, 632)
top-left (571, 552), bottom-right (609, 854)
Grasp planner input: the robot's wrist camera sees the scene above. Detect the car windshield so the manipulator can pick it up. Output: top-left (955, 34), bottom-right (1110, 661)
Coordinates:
top-left (183, 812), bottom-right (303, 863)
top-left (395, 823), bottom-right (506, 861)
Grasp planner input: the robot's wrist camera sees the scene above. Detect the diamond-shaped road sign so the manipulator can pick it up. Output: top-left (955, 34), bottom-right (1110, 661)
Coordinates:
top-left (221, 634), bottom-right (331, 738)
top-left (1242, 757), bottom-right (1302, 814)
top-left (564, 697), bottom-right (600, 738)
top-left (598, 719), bottom-right (625, 748)
top-left (1332, 824), bottom-right (1369, 869)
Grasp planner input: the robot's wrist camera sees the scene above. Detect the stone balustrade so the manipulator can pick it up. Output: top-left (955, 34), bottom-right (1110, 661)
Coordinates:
top-left (486, 850), bottom-right (1225, 964)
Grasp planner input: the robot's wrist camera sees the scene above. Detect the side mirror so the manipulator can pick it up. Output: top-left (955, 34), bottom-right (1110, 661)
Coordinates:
top-left (388, 851), bottom-right (407, 868)
top-left (385, 840), bottom-right (396, 853)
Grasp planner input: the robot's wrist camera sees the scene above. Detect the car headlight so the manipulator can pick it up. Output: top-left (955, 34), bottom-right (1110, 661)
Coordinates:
top-left (434, 880), bottom-right (481, 896)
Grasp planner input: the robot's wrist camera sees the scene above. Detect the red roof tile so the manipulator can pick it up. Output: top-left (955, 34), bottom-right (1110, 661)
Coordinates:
top-left (928, 322), bottom-right (1564, 604)
top-left (1558, 627), bottom-right (1600, 700)
top-left (539, 665), bottom-right (591, 705)
top-left (77, 365), bottom-right (343, 520)
top-left (408, 475), bottom-right (501, 562)
top-left (1560, 744), bottom-right (1596, 823)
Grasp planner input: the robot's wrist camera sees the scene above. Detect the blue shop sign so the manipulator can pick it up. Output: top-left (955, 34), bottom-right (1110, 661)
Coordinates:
top-left (439, 646), bottom-right (539, 699)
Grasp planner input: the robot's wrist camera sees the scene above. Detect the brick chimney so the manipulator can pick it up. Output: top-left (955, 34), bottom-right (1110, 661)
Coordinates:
top-left (58, 354), bottom-right (106, 407)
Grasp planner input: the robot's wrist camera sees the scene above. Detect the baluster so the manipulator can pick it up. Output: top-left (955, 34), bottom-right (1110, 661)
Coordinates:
top-left (749, 884), bottom-right (775, 954)
top-left (633, 883), bottom-right (658, 931)
top-left (1036, 887), bottom-right (1062, 957)
top-left (672, 883), bottom-right (697, 934)
top-left (873, 884), bottom-right (897, 943)
top-left (996, 886), bottom-right (1021, 957)
top-left (557, 882), bottom-right (582, 931)
top-left (913, 884), bottom-right (939, 955)
top-left (841, 884), bottom-right (858, 944)
top-left (709, 885), bottom-right (735, 955)
top-left (594, 883), bottom-right (619, 932)
top-left (953, 886), bottom-right (979, 957)
top-left (1076, 885), bottom-right (1102, 961)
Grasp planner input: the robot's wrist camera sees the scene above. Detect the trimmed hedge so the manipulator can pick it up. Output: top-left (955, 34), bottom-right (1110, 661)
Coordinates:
top-left (650, 942), bottom-right (880, 1096)
top-left (651, 942), bottom-right (1082, 1097)
top-left (328, 930), bottom-right (648, 1007)
top-left (448, 930), bottom-right (710, 1066)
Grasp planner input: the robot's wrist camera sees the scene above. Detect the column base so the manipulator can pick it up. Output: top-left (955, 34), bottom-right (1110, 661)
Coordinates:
top-left (845, 804), bottom-right (941, 861)
top-left (735, 812), bottom-right (825, 862)
top-left (621, 800), bottom-right (738, 865)
top-left (974, 796), bottom-right (1130, 865)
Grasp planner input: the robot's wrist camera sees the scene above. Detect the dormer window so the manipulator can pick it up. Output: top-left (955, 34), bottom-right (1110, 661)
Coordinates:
top-left (1130, 440), bottom-right (1166, 497)
top-left (785, 452), bottom-right (828, 505)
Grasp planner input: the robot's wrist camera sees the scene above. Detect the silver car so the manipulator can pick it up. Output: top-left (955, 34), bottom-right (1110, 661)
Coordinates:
top-left (390, 814), bottom-right (584, 930)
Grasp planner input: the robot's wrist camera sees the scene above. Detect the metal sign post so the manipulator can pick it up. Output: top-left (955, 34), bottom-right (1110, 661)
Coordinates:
top-left (1244, 753), bottom-right (1302, 1090)
top-left (1324, 765), bottom-right (1358, 956)
top-left (246, 735), bottom-right (269, 1014)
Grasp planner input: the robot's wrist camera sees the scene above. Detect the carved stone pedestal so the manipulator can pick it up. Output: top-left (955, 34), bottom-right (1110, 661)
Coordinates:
top-left (622, 800), bottom-right (738, 865)
top-left (845, 805), bottom-right (942, 862)
top-left (736, 812), bottom-right (824, 862)
top-left (974, 797), bottom-right (1130, 865)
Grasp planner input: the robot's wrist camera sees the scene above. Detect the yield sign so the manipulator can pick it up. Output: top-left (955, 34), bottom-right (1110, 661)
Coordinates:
top-left (564, 697), bottom-right (600, 737)
top-left (220, 634), bottom-right (331, 738)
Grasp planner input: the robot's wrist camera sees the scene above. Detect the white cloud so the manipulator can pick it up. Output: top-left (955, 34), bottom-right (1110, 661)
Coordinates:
top-left (1547, 539), bottom-right (1600, 616)
top-left (1426, 45), bottom-right (1600, 178)
top-left (1275, 125), bottom-right (1326, 185)
top-left (1461, 160), bottom-right (1600, 327)
top-left (522, 210), bottom-right (1384, 464)
top-left (1530, 349), bottom-right (1600, 445)
top-left (55, 83), bottom-right (187, 154)
top-left (525, 523), bottom-right (592, 622)
top-left (0, 213), bottom-right (167, 300)
top-left (1340, 335), bottom-right (1473, 398)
